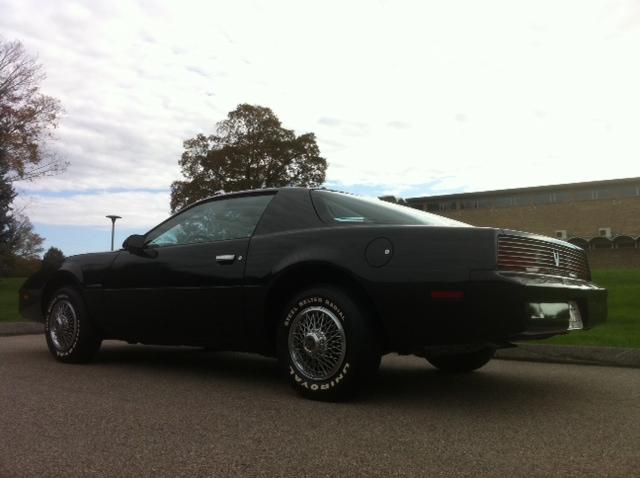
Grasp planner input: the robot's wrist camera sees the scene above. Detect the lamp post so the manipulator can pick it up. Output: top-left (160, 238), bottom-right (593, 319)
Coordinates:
top-left (106, 215), bottom-right (122, 251)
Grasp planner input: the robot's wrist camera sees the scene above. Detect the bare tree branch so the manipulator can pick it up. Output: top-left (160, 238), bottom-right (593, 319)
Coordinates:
top-left (0, 36), bottom-right (66, 182)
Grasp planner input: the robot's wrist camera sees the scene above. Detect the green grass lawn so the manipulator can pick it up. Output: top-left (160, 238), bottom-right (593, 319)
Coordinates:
top-left (0, 277), bottom-right (26, 322)
top-left (535, 268), bottom-right (640, 348)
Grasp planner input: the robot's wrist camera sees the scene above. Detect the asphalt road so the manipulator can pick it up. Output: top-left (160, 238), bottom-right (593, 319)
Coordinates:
top-left (0, 336), bottom-right (638, 478)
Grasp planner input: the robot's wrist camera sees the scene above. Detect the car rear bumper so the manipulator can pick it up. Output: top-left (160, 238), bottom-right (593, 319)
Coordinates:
top-left (397, 271), bottom-right (607, 351)
top-left (467, 271), bottom-right (607, 340)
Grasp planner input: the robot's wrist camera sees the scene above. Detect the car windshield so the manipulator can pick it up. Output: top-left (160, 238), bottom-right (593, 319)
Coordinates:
top-left (311, 190), bottom-right (469, 227)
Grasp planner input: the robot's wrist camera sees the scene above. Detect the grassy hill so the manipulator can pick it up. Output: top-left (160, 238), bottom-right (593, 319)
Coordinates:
top-left (0, 277), bottom-right (25, 322)
top-left (538, 268), bottom-right (640, 348)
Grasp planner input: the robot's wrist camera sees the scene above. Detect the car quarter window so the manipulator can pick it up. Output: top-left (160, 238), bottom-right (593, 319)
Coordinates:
top-left (147, 194), bottom-right (275, 247)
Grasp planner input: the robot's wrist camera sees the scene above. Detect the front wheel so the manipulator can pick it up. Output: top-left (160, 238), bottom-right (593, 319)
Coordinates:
top-left (277, 285), bottom-right (381, 401)
top-left (426, 347), bottom-right (495, 373)
top-left (45, 287), bottom-right (102, 363)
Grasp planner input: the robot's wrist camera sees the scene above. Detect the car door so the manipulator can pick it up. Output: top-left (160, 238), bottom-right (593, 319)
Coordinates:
top-left (103, 192), bottom-right (275, 346)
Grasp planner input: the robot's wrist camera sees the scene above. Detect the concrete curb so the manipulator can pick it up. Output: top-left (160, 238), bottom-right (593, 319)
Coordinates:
top-left (0, 322), bottom-right (43, 337)
top-left (496, 343), bottom-right (640, 368)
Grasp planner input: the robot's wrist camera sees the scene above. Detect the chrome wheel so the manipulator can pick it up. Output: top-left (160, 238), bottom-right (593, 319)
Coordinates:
top-left (48, 299), bottom-right (78, 352)
top-left (288, 306), bottom-right (347, 380)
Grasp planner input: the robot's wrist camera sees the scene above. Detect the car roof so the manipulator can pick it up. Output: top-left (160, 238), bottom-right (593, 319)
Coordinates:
top-left (182, 186), bottom-right (363, 213)
top-left (179, 186), bottom-right (322, 212)
top-left (190, 186), bottom-right (345, 204)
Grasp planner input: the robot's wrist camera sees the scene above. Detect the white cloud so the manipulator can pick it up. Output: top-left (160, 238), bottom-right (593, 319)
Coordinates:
top-left (14, 191), bottom-right (171, 228)
top-left (1, 0), bottom-right (639, 217)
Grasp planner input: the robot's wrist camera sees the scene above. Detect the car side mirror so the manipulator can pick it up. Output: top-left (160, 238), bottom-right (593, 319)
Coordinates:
top-left (122, 234), bottom-right (146, 251)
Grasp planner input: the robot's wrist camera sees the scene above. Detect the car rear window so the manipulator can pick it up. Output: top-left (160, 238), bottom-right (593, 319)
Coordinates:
top-left (311, 190), bottom-right (469, 227)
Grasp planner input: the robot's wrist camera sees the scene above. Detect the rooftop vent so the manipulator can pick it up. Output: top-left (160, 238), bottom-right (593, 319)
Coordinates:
top-left (555, 230), bottom-right (568, 240)
top-left (598, 227), bottom-right (612, 239)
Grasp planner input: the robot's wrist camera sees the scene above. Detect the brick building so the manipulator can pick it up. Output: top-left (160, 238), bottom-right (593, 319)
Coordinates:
top-left (404, 177), bottom-right (640, 268)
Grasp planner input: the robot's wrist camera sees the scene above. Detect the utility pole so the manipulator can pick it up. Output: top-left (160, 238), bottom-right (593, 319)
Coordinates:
top-left (106, 215), bottom-right (122, 251)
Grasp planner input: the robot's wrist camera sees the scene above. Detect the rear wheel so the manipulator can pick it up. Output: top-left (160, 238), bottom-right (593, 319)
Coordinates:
top-left (45, 287), bottom-right (102, 363)
top-left (277, 285), bottom-right (381, 401)
top-left (427, 347), bottom-right (495, 373)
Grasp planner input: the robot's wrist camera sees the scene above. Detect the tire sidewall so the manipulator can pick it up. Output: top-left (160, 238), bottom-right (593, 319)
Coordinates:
top-left (45, 288), bottom-right (83, 359)
top-left (278, 287), bottom-right (376, 399)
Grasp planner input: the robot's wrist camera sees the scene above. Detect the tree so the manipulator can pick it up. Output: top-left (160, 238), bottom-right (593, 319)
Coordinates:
top-left (5, 213), bottom-right (44, 260)
top-left (170, 104), bottom-right (327, 212)
top-left (0, 207), bottom-right (44, 277)
top-left (0, 37), bottom-right (66, 182)
top-left (378, 195), bottom-right (407, 205)
top-left (0, 163), bottom-right (15, 243)
top-left (0, 162), bottom-right (16, 275)
top-left (42, 246), bottom-right (65, 266)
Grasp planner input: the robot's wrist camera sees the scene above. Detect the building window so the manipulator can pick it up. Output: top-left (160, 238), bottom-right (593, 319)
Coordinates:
top-left (572, 189), bottom-right (593, 201)
top-left (568, 237), bottom-right (589, 250)
top-left (612, 185), bottom-right (638, 198)
top-left (591, 237), bottom-right (613, 249)
top-left (494, 196), bottom-right (514, 207)
top-left (596, 189), bottom-right (616, 199)
top-left (552, 191), bottom-right (571, 203)
top-left (613, 236), bottom-right (636, 248)
top-left (476, 198), bottom-right (492, 209)
top-left (511, 195), bottom-right (526, 206)
top-left (532, 193), bottom-right (550, 205)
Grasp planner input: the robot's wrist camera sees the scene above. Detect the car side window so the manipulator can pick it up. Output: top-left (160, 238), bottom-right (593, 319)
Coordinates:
top-left (147, 194), bottom-right (274, 247)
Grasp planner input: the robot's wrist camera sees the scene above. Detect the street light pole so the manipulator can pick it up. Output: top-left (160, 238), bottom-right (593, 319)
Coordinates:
top-left (106, 215), bottom-right (122, 251)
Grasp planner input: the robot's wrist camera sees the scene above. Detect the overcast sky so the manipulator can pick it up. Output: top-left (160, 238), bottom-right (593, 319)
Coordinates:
top-left (2, 0), bottom-right (640, 254)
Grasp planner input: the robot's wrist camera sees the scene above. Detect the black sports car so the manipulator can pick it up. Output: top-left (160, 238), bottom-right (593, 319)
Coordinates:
top-left (19, 187), bottom-right (607, 400)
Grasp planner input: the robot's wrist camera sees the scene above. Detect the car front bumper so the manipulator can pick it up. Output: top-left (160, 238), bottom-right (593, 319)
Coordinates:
top-left (18, 287), bottom-right (44, 323)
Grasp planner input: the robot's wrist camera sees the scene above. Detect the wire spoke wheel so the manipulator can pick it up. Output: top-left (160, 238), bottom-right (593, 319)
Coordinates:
top-left (48, 299), bottom-right (78, 352)
top-left (288, 306), bottom-right (347, 381)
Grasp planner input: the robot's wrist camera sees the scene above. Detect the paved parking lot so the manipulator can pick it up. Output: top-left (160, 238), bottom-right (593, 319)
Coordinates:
top-left (0, 335), bottom-right (638, 477)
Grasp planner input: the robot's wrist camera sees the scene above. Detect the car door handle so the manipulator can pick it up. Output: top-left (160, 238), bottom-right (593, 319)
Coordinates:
top-left (216, 254), bottom-right (236, 264)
